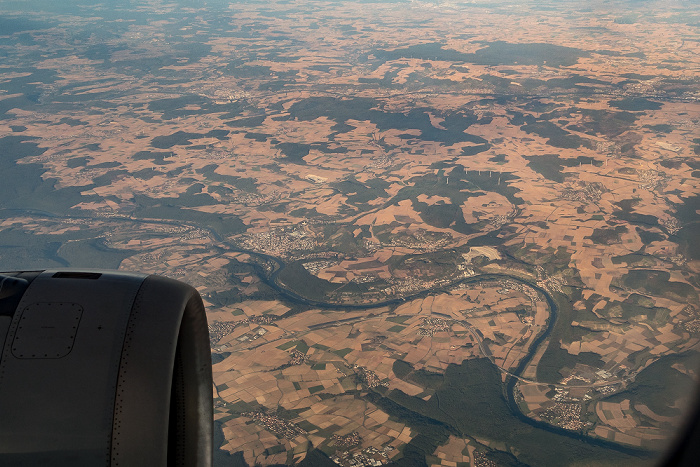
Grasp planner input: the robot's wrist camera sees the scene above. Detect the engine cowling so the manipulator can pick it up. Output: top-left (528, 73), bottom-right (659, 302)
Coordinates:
top-left (0, 270), bottom-right (212, 467)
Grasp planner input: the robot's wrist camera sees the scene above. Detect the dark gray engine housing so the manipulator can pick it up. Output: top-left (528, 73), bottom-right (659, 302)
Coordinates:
top-left (0, 270), bottom-right (212, 467)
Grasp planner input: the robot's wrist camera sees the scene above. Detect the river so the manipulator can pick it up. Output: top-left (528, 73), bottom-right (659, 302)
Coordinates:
top-left (1, 208), bottom-right (653, 456)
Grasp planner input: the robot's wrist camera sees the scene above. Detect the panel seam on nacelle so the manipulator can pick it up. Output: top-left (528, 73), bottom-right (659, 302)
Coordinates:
top-left (109, 276), bottom-right (149, 467)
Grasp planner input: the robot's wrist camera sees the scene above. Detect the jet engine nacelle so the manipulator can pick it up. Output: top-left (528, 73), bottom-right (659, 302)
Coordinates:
top-left (0, 270), bottom-right (213, 467)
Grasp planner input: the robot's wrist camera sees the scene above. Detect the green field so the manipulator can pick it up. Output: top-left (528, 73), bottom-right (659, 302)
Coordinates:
top-left (623, 269), bottom-right (697, 302)
top-left (276, 260), bottom-right (342, 301)
top-left (603, 352), bottom-right (699, 418)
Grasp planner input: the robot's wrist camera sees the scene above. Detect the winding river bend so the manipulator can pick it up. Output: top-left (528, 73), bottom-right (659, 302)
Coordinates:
top-left (1, 208), bottom-right (652, 456)
top-left (259, 259), bottom-right (652, 456)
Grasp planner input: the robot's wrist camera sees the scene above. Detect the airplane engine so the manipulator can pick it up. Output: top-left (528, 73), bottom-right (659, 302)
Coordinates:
top-left (0, 270), bottom-right (213, 467)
